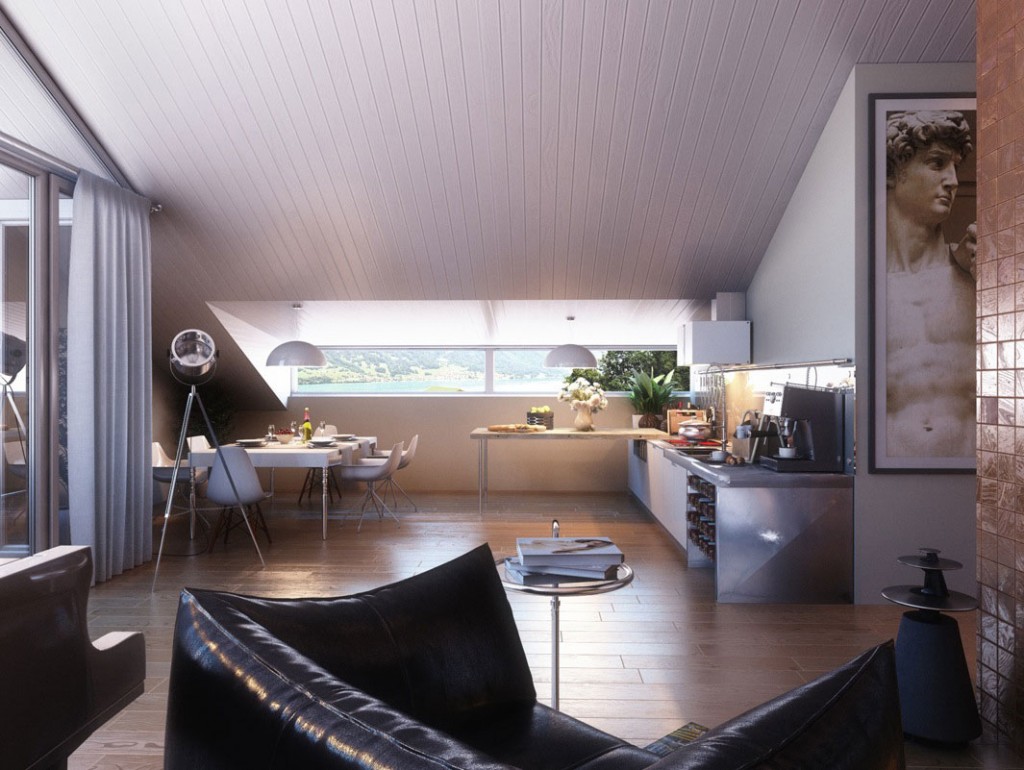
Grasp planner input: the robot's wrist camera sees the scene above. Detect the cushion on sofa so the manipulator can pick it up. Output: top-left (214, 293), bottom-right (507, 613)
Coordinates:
top-left (166, 586), bottom-right (519, 770)
top-left (189, 543), bottom-right (536, 724)
top-left (646, 640), bottom-right (905, 770)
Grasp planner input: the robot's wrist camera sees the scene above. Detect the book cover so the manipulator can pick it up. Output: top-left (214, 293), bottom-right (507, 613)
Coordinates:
top-left (516, 537), bottom-right (623, 567)
top-left (512, 561), bottom-right (620, 579)
top-left (504, 558), bottom-right (599, 585)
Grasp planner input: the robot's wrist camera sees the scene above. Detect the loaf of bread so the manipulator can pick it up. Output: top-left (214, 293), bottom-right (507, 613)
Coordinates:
top-left (487, 423), bottom-right (546, 433)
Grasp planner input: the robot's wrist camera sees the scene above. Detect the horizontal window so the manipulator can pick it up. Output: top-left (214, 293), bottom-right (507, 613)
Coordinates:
top-left (295, 348), bottom-right (687, 395)
top-left (295, 349), bottom-right (486, 394)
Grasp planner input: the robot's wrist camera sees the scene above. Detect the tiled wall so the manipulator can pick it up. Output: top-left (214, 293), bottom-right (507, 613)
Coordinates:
top-left (976, 0), bottom-right (1024, 745)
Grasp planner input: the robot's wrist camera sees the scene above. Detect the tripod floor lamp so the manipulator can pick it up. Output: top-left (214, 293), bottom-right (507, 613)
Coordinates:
top-left (152, 329), bottom-right (264, 589)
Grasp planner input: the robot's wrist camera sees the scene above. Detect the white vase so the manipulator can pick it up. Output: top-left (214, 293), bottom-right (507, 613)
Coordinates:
top-left (573, 404), bottom-right (595, 431)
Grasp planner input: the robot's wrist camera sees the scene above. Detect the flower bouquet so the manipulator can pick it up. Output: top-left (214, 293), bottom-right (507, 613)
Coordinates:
top-left (557, 377), bottom-right (608, 431)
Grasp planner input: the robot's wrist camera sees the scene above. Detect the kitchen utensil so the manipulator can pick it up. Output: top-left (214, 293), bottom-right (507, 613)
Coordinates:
top-left (678, 421), bottom-right (713, 440)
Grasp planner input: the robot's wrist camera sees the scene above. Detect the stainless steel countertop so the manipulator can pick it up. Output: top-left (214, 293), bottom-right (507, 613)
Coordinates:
top-left (650, 440), bottom-right (853, 488)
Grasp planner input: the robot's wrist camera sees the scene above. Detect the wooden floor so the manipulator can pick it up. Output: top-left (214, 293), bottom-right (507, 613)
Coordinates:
top-left (70, 490), bottom-right (1021, 769)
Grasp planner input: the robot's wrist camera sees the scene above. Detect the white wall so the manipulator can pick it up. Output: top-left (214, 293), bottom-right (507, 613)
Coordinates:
top-left (746, 73), bottom-right (856, 362)
top-left (747, 63), bottom-right (976, 602)
top-left (851, 63), bottom-right (976, 603)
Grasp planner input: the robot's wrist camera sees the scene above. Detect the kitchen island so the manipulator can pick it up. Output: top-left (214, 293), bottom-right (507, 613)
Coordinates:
top-left (629, 439), bottom-right (853, 603)
top-left (470, 427), bottom-right (665, 513)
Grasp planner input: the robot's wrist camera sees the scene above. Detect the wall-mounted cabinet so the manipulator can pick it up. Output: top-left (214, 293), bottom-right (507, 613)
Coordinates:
top-left (677, 321), bottom-right (751, 365)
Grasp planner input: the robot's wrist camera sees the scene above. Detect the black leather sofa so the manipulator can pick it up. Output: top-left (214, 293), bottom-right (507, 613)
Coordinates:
top-left (165, 543), bottom-right (905, 769)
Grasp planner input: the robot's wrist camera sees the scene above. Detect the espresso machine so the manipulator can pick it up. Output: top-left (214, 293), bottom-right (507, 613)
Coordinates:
top-left (759, 383), bottom-right (844, 473)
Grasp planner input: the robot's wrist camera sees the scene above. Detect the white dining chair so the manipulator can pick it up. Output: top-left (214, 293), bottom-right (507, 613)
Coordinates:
top-left (337, 442), bottom-right (403, 531)
top-left (206, 446), bottom-right (271, 549)
top-left (373, 434), bottom-right (418, 511)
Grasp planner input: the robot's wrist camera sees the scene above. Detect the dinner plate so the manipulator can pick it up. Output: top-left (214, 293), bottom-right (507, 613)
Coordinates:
top-left (309, 439), bottom-right (337, 447)
top-left (236, 439), bottom-right (267, 447)
top-left (331, 434), bottom-right (356, 441)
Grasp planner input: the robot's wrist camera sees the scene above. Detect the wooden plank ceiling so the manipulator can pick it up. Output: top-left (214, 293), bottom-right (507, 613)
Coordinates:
top-left (0, 0), bottom-right (975, 406)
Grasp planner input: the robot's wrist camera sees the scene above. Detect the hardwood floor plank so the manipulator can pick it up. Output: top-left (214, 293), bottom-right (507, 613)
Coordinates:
top-left (59, 491), bottom-right (1019, 770)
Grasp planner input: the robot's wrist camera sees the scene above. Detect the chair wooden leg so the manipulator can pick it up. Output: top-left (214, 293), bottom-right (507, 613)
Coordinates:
top-left (252, 503), bottom-right (272, 543)
top-left (297, 469), bottom-right (316, 504)
top-left (206, 506), bottom-right (230, 551)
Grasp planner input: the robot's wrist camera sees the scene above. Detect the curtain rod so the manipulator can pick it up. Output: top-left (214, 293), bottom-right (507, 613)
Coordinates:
top-left (0, 10), bottom-right (161, 214)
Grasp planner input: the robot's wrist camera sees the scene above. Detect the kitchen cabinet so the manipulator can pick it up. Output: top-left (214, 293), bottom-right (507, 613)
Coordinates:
top-left (677, 320), bottom-right (751, 365)
top-left (627, 442), bottom-right (706, 566)
top-left (632, 440), bottom-right (853, 603)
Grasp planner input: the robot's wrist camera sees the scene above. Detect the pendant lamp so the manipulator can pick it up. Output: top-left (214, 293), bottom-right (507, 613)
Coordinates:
top-left (543, 343), bottom-right (597, 368)
top-left (266, 340), bottom-right (327, 367)
top-left (544, 315), bottom-right (596, 367)
top-left (266, 302), bottom-right (327, 367)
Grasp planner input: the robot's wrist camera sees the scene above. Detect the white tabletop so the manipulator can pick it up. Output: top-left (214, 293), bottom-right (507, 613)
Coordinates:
top-left (189, 438), bottom-right (375, 469)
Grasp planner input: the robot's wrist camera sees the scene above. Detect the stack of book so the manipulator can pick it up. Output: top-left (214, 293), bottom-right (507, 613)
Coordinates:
top-left (504, 536), bottom-right (624, 584)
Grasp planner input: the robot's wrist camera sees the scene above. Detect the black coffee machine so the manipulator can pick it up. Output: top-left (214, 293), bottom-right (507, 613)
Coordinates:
top-left (759, 383), bottom-right (844, 473)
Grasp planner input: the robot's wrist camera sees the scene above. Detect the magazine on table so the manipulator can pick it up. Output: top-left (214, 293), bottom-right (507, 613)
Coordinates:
top-left (505, 557), bottom-right (619, 581)
top-left (504, 557), bottom-right (616, 584)
top-left (515, 536), bottom-right (623, 568)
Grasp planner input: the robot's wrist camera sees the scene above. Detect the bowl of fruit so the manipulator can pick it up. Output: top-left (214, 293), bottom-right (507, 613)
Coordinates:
top-left (526, 405), bottom-right (554, 430)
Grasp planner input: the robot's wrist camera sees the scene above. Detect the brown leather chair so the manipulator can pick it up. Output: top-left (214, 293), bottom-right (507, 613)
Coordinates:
top-left (0, 546), bottom-right (145, 770)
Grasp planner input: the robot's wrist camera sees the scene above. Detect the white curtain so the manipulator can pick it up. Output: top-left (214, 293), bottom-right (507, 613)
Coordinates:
top-left (67, 170), bottom-right (153, 583)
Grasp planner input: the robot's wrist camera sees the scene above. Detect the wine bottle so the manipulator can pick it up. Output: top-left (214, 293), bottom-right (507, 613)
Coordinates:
top-left (302, 407), bottom-right (313, 442)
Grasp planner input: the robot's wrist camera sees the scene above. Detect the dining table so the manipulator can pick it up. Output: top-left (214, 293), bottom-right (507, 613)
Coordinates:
top-left (189, 436), bottom-right (377, 540)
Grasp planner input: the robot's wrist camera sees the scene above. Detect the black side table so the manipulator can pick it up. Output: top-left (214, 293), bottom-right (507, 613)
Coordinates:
top-left (881, 548), bottom-right (981, 743)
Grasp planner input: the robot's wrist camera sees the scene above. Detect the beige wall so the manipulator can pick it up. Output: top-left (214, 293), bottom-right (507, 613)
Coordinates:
top-left (189, 394), bottom-right (639, 494)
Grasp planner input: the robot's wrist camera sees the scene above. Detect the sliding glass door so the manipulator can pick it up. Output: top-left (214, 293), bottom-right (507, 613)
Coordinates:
top-left (0, 155), bottom-right (68, 557)
top-left (0, 164), bottom-right (31, 553)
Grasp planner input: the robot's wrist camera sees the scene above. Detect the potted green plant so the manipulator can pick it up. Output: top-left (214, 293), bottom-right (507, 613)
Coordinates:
top-left (627, 370), bottom-right (675, 429)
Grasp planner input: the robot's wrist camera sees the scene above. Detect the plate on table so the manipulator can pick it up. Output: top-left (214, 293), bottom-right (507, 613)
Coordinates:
top-left (332, 433), bottom-right (356, 441)
top-left (236, 439), bottom-right (267, 447)
top-left (308, 438), bottom-right (337, 447)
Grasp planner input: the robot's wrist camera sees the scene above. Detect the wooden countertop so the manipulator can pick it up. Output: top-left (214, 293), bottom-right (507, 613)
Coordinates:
top-left (471, 427), bottom-right (667, 440)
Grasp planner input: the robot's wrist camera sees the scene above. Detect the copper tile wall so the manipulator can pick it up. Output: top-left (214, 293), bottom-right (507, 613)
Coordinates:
top-left (977, 0), bottom-right (1024, 746)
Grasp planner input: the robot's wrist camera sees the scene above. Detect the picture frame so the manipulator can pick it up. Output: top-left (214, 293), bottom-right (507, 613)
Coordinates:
top-left (868, 93), bottom-right (977, 473)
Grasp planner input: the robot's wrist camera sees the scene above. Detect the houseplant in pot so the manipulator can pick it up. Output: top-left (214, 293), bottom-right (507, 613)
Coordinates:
top-left (628, 369), bottom-right (675, 429)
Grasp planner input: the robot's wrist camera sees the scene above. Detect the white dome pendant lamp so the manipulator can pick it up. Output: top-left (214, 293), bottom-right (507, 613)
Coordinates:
top-left (266, 303), bottom-right (327, 367)
top-left (544, 316), bottom-right (597, 368)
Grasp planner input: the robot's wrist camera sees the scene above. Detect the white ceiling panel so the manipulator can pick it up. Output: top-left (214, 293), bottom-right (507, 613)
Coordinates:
top-left (0, 0), bottom-right (976, 407)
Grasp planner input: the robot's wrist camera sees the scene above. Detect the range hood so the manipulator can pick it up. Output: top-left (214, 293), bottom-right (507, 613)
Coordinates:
top-left (677, 292), bottom-right (751, 366)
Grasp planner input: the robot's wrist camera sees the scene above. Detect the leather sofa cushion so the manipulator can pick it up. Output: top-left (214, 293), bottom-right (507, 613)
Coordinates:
top-left (167, 587), bottom-right (518, 770)
top-left (646, 641), bottom-right (904, 769)
top-left (189, 543), bottom-right (536, 726)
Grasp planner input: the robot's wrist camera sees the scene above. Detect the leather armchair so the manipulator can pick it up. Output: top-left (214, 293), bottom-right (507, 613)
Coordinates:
top-left (0, 546), bottom-right (145, 770)
top-left (165, 543), bottom-right (904, 769)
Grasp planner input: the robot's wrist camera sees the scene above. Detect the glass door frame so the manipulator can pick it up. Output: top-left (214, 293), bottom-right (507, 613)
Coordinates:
top-left (0, 143), bottom-right (70, 553)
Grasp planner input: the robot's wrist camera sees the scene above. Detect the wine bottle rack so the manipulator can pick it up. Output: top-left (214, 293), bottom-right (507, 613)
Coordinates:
top-left (686, 473), bottom-right (716, 561)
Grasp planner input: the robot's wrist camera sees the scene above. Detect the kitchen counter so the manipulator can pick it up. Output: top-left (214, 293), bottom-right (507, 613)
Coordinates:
top-left (652, 440), bottom-right (853, 488)
top-left (631, 439), bottom-right (853, 603)
top-left (471, 427), bottom-right (667, 512)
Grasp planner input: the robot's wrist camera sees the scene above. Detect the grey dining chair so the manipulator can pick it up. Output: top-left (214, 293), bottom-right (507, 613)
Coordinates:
top-left (206, 446), bottom-right (271, 549)
top-left (337, 441), bottom-right (403, 531)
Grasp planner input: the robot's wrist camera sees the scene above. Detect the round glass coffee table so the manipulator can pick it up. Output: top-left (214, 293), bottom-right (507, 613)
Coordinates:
top-left (497, 556), bottom-right (634, 710)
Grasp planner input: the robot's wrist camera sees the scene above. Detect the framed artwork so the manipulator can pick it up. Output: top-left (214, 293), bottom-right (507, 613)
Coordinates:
top-left (869, 93), bottom-right (977, 473)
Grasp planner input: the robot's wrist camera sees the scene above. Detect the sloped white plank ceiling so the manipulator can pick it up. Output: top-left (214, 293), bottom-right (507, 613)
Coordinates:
top-left (0, 0), bottom-right (975, 407)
